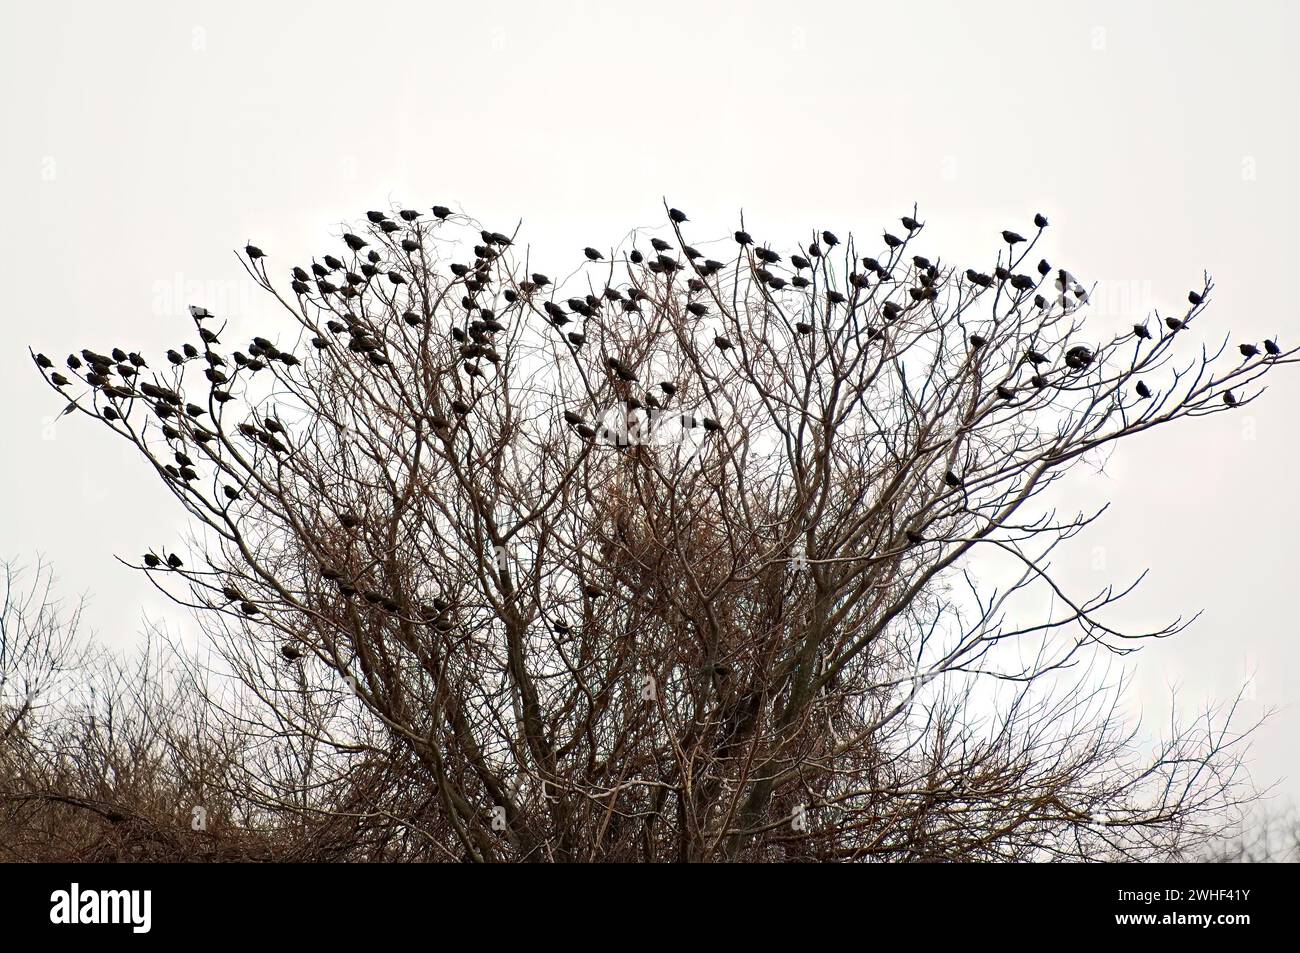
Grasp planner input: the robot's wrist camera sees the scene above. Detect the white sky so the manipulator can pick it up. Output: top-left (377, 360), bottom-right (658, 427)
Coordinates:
top-left (2, 0), bottom-right (1296, 808)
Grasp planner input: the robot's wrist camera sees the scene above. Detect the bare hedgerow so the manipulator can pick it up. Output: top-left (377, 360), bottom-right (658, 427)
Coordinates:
top-left (28, 202), bottom-right (1290, 861)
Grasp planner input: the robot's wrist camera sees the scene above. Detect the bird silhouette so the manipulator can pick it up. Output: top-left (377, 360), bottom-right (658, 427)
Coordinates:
top-left (1064, 345), bottom-right (1094, 370)
top-left (944, 470), bottom-right (963, 488)
top-left (1133, 323), bottom-right (1151, 340)
top-left (669, 208), bottom-right (688, 223)
top-left (144, 553), bottom-right (160, 568)
top-left (1265, 339), bottom-right (1281, 356)
top-left (1165, 317), bottom-right (1186, 331)
top-left (431, 205), bottom-right (452, 219)
top-left (584, 247), bottom-right (604, 261)
top-left (1002, 230), bottom-right (1026, 245)
top-left (1239, 343), bottom-right (1259, 358)
top-left (1188, 291), bottom-right (1204, 306)
top-left (167, 553), bottom-right (183, 568)
top-left (1223, 391), bottom-right (1237, 406)
top-left (245, 244), bottom-right (265, 260)
top-left (1135, 381), bottom-right (1152, 399)
top-left (734, 231), bottom-right (753, 245)
top-left (822, 231), bottom-right (840, 247)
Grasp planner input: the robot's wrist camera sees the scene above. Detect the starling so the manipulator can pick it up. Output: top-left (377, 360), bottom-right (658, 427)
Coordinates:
top-left (1034, 212), bottom-right (1049, 228)
top-left (1002, 230), bottom-right (1026, 245)
top-left (827, 291), bottom-right (846, 305)
top-left (184, 343), bottom-right (200, 358)
top-left (702, 417), bottom-right (721, 433)
top-left (584, 247), bottom-right (604, 261)
top-left (223, 485), bottom-right (240, 501)
top-left (1064, 345), bottom-right (1094, 370)
top-left (882, 233), bottom-right (902, 248)
top-left (35, 353), bottom-right (53, 368)
top-left (1239, 343), bottom-right (1259, 358)
top-left (450, 399), bottom-right (471, 416)
top-left (821, 230), bottom-right (840, 247)
top-left (996, 384), bottom-right (1015, 401)
top-left (240, 601), bottom-right (260, 616)
top-left (431, 205), bottom-right (452, 219)
top-left (1165, 317), bottom-right (1185, 331)
top-left (189, 305), bottom-right (215, 320)
top-left (714, 335), bottom-right (733, 351)
top-left (567, 332), bottom-right (585, 347)
top-left (1188, 291), bottom-right (1203, 306)
top-left (1135, 381), bottom-right (1152, 399)
top-left (902, 215), bottom-right (921, 231)
top-left (144, 553), bottom-right (161, 568)
top-left (687, 302), bottom-right (709, 317)
top-left (669, 207), bottom-right (688, 223)
top-left (51, 372), bottom-right (70, 387)
top-left (576, 424), bottom-right (597, 439)
top-left (1264, 338), bottom-right (1280, 356)
top-left (795, 322), bottom-right (813, 335)
top-left (324, 254), bottom-right (344, 271)
top-left (1024, 350), bottom-right (1048, 366)
top-left (563, 410), bottom-right (585, 426)
top-left (167, 553), bottom-right (183, 569)
top-left (734, 231), bottom-right (753, 245)
top-left (1133, 323), bottom-right (1151, 340)
top-left (245, 244), bottom-right (265, 260)
top-left (1223, 390), bottom-right (1237, 407)
top-left (791, 255), bottom-right (811, 270)
top-left (343, 233), bottom-right (368, 252)
top-left (650, 237), bottom-right (672, 252)
top-left (280, 643), bottom-right (301, 661)
top-left (944, 470), bottom-right (962, 488)
top-left (660, 382), bottom-right (677, 397)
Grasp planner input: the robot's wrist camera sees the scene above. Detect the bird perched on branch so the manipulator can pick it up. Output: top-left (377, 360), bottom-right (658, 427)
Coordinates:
top-left (1002, 230), bottom-right (1026, 245)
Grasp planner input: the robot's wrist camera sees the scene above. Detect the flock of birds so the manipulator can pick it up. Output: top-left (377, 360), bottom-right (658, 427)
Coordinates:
top-left (32, 203), bottom-right (1282, 657)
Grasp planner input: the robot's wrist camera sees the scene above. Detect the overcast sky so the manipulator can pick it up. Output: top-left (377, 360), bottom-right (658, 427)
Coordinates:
top-left (2, 0), bottom-right (1296, 812)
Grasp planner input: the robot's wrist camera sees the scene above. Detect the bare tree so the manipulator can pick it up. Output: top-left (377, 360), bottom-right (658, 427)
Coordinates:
top-left (28, 202), bottom-right (1290, 861)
